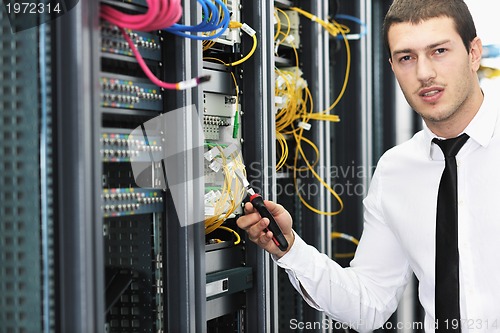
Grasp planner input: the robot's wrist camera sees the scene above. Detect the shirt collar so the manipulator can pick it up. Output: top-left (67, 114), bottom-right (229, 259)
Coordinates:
top-left (423, 91), bottom-right (498, 158)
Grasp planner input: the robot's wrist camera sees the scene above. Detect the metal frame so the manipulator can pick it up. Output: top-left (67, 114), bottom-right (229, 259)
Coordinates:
top-left (162, 1), bottom-right (206, 332)
top-left (240, 1), bottom-right (278, 332)
top-left (54, 1), bottom-right (104, 332)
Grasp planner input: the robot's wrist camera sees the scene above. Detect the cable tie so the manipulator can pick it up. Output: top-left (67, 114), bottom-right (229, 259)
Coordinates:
top-left (241, 23), bottom-right (256, 37)
top-left (310, 15), bottom-right (318, 22)
top-left (284, 35), bottom-right (295, 44)
top-left (298, 121), bottom-right (312, 131)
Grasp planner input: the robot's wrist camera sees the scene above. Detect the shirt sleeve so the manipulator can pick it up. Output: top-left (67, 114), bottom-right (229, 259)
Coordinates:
top-left (273, 163), bottom-right (413, 332)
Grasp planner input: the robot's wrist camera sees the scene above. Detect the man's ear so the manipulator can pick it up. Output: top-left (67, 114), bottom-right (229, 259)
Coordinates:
top-left (389, 57), bottom-right (394, 72)
top-left (469, 37), bottom-right (483, 72)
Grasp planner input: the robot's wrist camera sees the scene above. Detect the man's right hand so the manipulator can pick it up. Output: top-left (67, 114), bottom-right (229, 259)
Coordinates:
top-left (236, 200), bottom-right (295, 258)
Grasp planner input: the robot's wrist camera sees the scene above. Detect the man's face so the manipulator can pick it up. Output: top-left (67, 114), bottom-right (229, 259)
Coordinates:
top-left (388, 16), bottom-right (482, 133)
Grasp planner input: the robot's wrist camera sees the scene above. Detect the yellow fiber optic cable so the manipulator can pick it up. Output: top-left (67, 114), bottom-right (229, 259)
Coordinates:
top-left (274, 7), bottom-right (292, 49)
top-left (204, 145), bottom-right (246, 234)
top-left (217, 225), bottom-right (241, 245)
top-left (225, 21), bottom-right (258, 66)
top-left (331, 231), bottom-right (359, 245)
top-left (292, 123), bottom-right (345, 216)
top-left (289, 7), bottom-right (351, 114)
top-left (331, 232), bottom-right (359, 259)
top-left (274, 9), bottom-right (282, 41)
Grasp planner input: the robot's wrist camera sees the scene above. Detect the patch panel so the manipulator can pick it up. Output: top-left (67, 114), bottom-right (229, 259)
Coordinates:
top-left (203, 92), bottom-right (238, 142)
top-left (101, 188), bottom-right (164, 217)
top-left (101, 21), bottom-right (161, 61)
top-left (204, 115), bottom-right (231, 141)
top-left (100, 75), bottom-right (163, 112)
top-left (101, 129), bottom-right (163, 163)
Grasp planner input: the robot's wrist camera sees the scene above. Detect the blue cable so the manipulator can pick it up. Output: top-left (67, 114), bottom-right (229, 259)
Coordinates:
top-left (164, 0), bottom-right (230, 41)
top-left (334, 14), bottom-right (367, 39)
top-left (168, 0), bottom-right (211, 31)
top-left (166, 0), bottom-right (228, 39)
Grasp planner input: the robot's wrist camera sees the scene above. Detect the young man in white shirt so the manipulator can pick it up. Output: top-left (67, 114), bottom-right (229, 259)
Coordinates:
top-left (237, 0), bottom-right (500, 331)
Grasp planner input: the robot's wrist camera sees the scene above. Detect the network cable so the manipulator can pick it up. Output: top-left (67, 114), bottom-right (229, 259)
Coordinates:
top-left (101, 0), bottom-right (182, 31)
top-left (274, 7), bottom-right (292, 49)
top-left (273, 7), bottom-right (350, 216)
top-left (216, 225), bottom-right (241, 245)
top-left (204, 144), bottom-right (246, 234)
top-left (289, 6), bottom-right (351, 113)
top-left (334, 14), bottom-right (367, 40)
top-left (203, 21), bottom-right (258, 67)
top-left (100, 0), bottom-right (211, 90)
top-left (165, 0), bottom-right (230, 41)
top-left (227, 21), bottom-right (257, 66)
top-left (120, 27), bottom-right (210, 90)
top-left (331, 232), bottom-right (359, 259)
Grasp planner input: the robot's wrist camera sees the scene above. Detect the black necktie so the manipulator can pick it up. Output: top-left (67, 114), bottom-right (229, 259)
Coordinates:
top-left (432, 133), bottom-right (469, 332)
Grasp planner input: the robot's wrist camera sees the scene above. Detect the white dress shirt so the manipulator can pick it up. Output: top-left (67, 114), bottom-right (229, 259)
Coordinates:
top-left (275, 91), bottom-right (500, 332)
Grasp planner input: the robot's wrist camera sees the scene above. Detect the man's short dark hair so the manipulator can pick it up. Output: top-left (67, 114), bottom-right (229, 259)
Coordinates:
top-left (383, 0), bottom-right (477, 57)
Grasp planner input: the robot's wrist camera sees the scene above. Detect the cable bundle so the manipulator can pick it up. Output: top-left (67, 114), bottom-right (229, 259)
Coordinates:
top-left (165, 0), bottom-right (230, 40)
top-left (273, 7), bottom-right (348, 216)
top-left (101, 0), bottom-right (182, 31)
top-left (204, 144), bottom-right (247, 235)
top-left (100, 0), bottom-right (211, 90)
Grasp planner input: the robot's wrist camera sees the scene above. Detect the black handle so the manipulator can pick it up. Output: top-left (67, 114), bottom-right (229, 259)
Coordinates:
top-left (250, 195), bottom-right (289, 251)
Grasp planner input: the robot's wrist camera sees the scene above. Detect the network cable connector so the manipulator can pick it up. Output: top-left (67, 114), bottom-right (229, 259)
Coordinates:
top-left (128, 105), bottom-right (205, 227)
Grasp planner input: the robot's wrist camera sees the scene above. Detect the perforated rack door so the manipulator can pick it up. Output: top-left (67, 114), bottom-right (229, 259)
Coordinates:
top-left (0, 10), bottom-right (54, 333)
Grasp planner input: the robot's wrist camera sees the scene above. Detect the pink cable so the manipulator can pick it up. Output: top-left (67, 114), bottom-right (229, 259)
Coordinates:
top-left (100, 0), bottom-right (182, 31)
top-left (119, 26), bottom-right (176, 89)
top-left (100, 1), bottom-right (209, 90)
top-left (101, 1), bottom-right (157, 30)
top-left (120, 27), bottom-right (210, 90)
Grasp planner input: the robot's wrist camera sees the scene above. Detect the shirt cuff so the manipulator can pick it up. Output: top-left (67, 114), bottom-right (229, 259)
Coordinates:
top-left (272, 230), bottom-right (319, 272)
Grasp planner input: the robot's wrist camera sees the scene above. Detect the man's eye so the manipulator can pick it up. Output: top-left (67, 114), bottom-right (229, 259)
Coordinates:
top-left (399, 55), bottom-right (412, 62)
top-left (435, 48), bottom-right (447, 54)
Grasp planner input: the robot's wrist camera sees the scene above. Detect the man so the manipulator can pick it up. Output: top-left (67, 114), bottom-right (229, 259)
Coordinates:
top-left (237, 0), bottom-right (500, 331)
